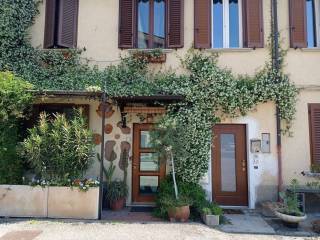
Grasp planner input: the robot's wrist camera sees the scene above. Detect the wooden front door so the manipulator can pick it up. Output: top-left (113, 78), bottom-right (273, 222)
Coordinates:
top-left (212, 124), bottom-right (248, 206)
top-left (132, 124), bottom-right (166, 203)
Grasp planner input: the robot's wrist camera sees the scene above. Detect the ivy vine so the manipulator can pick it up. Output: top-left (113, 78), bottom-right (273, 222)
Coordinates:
top-left (0, 0), bottom-right (298, 183)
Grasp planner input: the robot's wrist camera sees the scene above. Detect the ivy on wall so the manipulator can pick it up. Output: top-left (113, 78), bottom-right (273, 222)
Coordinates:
top-left (0, 0), bottom-right (298, 183)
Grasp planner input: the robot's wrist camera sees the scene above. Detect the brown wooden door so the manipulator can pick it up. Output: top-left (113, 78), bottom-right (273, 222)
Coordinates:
top-left (132, 124), bottom-right (166, 203)
top-left (212, 124), bottom-right (248, 206)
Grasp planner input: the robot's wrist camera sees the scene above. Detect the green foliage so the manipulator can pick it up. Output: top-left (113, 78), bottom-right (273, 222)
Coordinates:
top-left (21, 110), bottom-right (94, 181)
top-left (106, 180), bottom-right (128, 202)
top-left (0, 72), bottom-right (33, 184)
top-left (154, 176), bottom-right (207, 219)
top-left (279, 179), bottom-right (304, 216)
top-left (200, 202), bottom-right (223, 216)
top-left (311, 163), bottom-right (320, 173)
top-left (1, 0), bottom-right (298, 183)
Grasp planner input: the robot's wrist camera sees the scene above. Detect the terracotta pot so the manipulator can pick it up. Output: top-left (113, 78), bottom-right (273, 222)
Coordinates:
top-left (110, 198), bottom-right (125, 211)
top-left (168, 205), bottom-right (190, 222)
top-left (275, 210), bottom-right (307, 228)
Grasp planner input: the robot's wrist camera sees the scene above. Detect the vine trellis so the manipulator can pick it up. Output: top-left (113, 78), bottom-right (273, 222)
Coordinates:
top-left (0, 0), bottom-right (298, 182)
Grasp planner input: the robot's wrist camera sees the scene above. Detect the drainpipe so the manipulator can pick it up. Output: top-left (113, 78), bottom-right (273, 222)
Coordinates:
top-left (98, 88), bottom-right (107, 220)
top-left (271, 0), bottom-right (283, 196)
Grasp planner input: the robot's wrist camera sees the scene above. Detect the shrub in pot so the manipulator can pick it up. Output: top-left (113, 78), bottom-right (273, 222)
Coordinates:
top-left (163, 195), bottom-right (191, 222)
top-left (200, 202), bottom-right (223, 226)
top-left (275, 179), bottom-right (306, 228)
top-left (106, 180), bottom-right (128, 211)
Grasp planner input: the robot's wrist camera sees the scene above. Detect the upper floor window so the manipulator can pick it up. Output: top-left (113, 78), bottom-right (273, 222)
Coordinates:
top-left (195, 0), bottom-right (264, 49)
top-left (212, 0), bottom-right (243, 48)
top-left (138, 0), bottom-right (166, 48)
top-left (118, 0), bottom-right (183, 49)
top-left (289, 0), bottom-right (320, 48)
top-left (43, 0), bottom-right (79, 49)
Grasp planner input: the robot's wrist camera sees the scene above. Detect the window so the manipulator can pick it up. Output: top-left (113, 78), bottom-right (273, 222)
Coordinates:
top-left (137, 0), bottom-right (166, 48)
top-left (309, 104), bottom-right (320, 166)
top-left (44, 0), bottom-right (79, 49)
top-left (306, 0), bottom-right (318, 47)
top-left (212, 0), bottom-right (243, 48)
top-left (194, 0), bottom-right (263, 49)
top-left (118, 0), bottom-right (183, 49)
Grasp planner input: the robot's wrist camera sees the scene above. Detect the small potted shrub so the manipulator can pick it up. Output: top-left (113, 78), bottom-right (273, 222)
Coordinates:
top-left (275, 179), bottom-right (307, 228)
top-left (106, 180), bottom-right (128, 211)
top-left (164, 195), bottom-right (191, 222)
top-left (201, 202), bottom-right (223, 226)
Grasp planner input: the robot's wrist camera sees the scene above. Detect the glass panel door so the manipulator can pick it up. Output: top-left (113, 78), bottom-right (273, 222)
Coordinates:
top-left (133, 124), bottom-right (166, 203)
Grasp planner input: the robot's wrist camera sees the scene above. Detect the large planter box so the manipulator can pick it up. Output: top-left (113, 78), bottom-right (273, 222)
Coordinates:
top-left (48, 187), bottom-right (99, 219)
top-left (0, 185), bottom-right (48, 218)
top-left (0, 185), bottom-right (99, 220)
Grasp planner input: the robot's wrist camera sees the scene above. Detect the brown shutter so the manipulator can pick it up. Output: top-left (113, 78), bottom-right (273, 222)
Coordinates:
top-left (57, 0), bottom-right (79, 48)
top-left (243, 0), bottom-right (264, 48)
top-left (309, 104), bottom-right (320, 165)
top-left (194, 0), bottom-right (211, 49)
top-left (44, 0), bottom-right (57, 49)
top-left (118, 0), bottom-right (135, 49)
top-left (167, 0), bottom-right (184, 48)
top-left (289, 0), bottom-right (307, 48)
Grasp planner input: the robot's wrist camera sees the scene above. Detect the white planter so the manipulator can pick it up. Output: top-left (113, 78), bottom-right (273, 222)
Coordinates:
top-left (275, 210), bottom-right (307, 224)
top-left (0, 185), bottom-right (48, 218)
top-left (48, 187), bottom-right (99, 219)
top-left (202, 214), bottom-right (220, 226)
top-left (0, 185), bottom-right (99, 219)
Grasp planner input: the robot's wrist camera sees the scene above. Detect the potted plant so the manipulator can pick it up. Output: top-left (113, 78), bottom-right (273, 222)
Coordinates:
top-left (106, 180), bottom-right (128, 211)
top-left (200, 202), bottom-right (223, 226)
top-left (275, 179), bottom-right (307, 228)
top-left (161, 194), bottom-right (191, 222)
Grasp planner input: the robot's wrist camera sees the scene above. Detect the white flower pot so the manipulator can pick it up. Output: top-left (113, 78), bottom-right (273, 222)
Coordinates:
top-left (275, 210), bottom-right (307, 228)
top-left (202, 214), bottom-right (220, 226)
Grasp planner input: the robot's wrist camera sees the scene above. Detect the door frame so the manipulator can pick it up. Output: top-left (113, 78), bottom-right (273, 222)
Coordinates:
top-left (132, 123), bottom-right (166, 204)
top-left (211, 124), bottom-right (249, 207)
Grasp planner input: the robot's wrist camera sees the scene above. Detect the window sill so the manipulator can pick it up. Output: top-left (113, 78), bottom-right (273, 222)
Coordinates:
top-left (206, 48), bottom-right (254, 53)
top-left (127, 49), bottom-right (174, 54)
top-left (300, 48), bottom-right (320, 52)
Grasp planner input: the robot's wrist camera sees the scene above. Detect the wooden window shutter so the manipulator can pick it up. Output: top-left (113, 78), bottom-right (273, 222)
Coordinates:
top-left (44, 0), bottom-right (57, 49)
top-left (289, 0), bottom-right (307, 48)
top-left (243, 0), bottom-right (264, 48)
top-left (167, 0), bottom-right (184, 48)
top-left (57, 0), bottom-right (79, 48)
top-left (194, 0), bottom-right (211, 49)
top-left (309, 104), bottom-right (320, 165)
top-left (118, 0), bottom-right (135, 49)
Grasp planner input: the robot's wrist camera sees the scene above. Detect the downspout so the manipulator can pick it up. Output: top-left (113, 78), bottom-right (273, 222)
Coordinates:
top-left (98, 87), bottom-right (107, 220)
top-left (271, 0), bottom-right (283, 196)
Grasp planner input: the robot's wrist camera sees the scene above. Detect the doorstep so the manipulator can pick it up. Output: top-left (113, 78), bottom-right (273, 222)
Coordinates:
top-left (101, 207), bottom-right (162, 222)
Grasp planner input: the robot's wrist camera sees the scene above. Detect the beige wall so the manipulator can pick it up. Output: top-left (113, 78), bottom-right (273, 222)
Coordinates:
top-left (29, 0), bottom-right (320, 205)
top-left (30, 0), bottom-right (270, 75)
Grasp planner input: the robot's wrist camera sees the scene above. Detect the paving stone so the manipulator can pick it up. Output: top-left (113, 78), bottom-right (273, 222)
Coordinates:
top-left (219, 214), bottom-right (276, 234)
top-left (0, 230), bottom-right (42, 240)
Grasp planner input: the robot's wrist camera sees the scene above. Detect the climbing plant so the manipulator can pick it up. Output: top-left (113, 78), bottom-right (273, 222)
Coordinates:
top-left (0, 72), bottom-right (33, 184)
top-left (0, 0), bottom-right (298, 183)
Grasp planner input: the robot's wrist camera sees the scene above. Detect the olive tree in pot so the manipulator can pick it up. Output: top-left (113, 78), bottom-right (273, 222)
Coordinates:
top-left (152, 119), bottom-right (191, 222)
top-left (106, 180), bottom-right (128, 211)
top-left (275, 179), bottom-right (306, 228)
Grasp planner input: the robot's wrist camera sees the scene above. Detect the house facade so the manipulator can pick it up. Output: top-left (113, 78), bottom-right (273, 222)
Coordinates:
top-left (28, 0), bottom-right (320, 209)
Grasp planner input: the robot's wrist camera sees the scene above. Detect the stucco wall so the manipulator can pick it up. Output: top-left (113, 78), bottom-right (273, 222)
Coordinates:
top-left (28, 0), bottom-right (320, 206)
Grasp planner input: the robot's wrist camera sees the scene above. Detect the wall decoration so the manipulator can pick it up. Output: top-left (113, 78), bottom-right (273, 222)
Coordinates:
top-left (96, 103), bottom-right (114, 118)
top-left (117, 122), bottom-right (131, 134)
top-left (104, 124), bottom-right (113, 134)
top-left (105, 140), bottom-right (117, 162)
